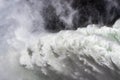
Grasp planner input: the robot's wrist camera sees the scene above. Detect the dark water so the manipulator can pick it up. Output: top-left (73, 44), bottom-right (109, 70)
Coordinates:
top-left (41, 0), bottom-right (120, 31)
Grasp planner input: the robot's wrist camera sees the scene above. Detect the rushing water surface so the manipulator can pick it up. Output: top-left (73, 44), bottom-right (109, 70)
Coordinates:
top-left (1, 0), bottom-right (120, 80)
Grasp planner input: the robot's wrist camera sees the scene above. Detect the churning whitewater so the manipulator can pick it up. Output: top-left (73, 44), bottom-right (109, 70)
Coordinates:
top-left (1, 0), bottom-right (120, 80)
top-left (20, 22), bottom-right (120, 80)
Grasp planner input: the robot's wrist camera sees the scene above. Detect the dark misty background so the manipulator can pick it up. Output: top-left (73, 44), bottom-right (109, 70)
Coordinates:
top-left (38, 0), bottom-right (120, 32)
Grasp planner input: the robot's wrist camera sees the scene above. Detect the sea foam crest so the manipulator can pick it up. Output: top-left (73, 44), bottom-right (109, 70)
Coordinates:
top-left (19, 20), bottom-right (120, 80)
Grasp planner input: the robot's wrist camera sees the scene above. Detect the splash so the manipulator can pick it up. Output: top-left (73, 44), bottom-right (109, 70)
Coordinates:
top-left (0, 0), bottom-right (120, 80)
top-left (19, 20), bottom-right (120, 80)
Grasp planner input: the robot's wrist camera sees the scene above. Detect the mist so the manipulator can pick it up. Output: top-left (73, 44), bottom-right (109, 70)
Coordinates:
top-left (0, 0), bottom-right (120, 80)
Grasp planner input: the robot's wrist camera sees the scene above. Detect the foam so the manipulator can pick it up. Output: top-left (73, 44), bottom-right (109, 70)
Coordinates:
top-left (19, 20), bottom-right (120, 80)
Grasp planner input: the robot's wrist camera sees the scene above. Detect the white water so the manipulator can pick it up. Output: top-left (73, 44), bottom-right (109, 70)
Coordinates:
top-left (1, 20), bottom-right (120, 80)
top-left (19, 21), bottom-right (120, 80)
top-left (0, 0), bottom-right (120, 80)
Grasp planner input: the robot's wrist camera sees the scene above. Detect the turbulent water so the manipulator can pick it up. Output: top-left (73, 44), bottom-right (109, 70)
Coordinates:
top-left (1, 0), bottom-right (120, 80)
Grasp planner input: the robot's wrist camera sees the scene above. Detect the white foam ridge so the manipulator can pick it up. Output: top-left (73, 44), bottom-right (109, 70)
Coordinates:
top-left (19, 19), bottom-right (120, 80)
